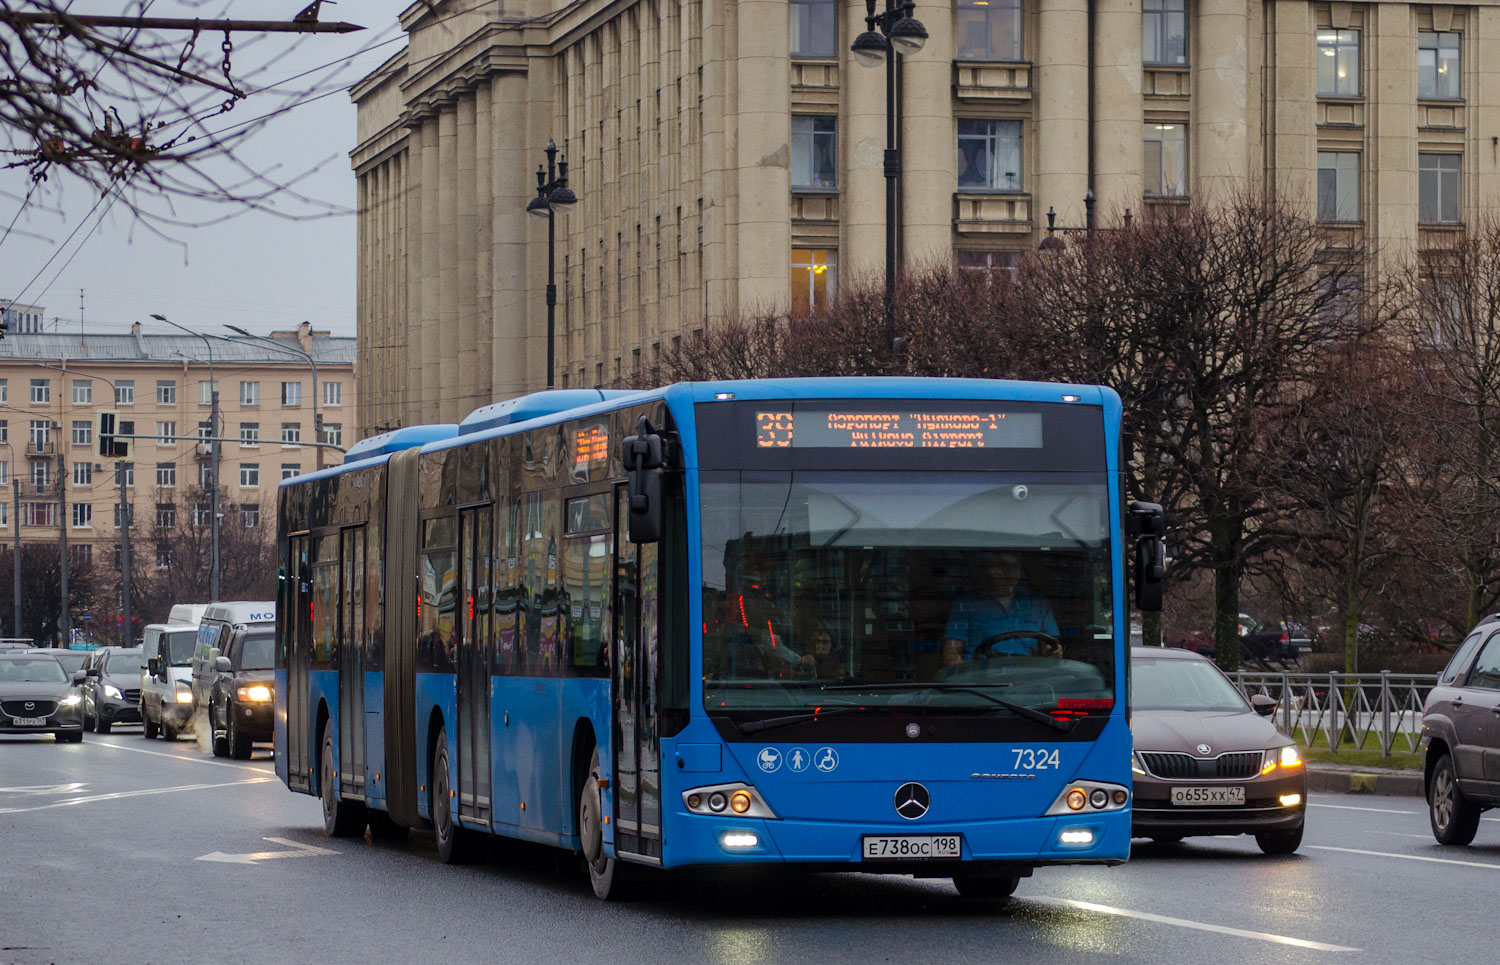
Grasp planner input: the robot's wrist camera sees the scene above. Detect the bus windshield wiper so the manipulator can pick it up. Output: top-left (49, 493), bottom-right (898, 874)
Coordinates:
top-left (735, 704), bottom-right (878, 735)
top-left (819, 682), bottom-right (1074, 733)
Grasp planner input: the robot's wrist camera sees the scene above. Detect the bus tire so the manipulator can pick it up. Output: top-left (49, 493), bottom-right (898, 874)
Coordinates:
top-left (952, 875), bottom-right (1020, 902)
top-left (580, 746), bottom-right (629, 900)
top-left (431, 727), bottom-right (476, 863)
top-left (322, 724), bottom-right (366, 838)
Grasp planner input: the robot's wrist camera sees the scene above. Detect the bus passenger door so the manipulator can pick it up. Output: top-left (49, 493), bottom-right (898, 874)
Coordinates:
top-left (612, 486), bottom-right (662, 861)
top-left (286, 534), bottom-right (314, 793)
top-left (339, 526), bottom-right (366, 801)
top-left (457, 507), bottom-right (493, 824)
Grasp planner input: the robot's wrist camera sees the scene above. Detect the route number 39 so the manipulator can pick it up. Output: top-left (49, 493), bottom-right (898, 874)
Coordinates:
top-left (1012, 748), bottom-right (1061, 770)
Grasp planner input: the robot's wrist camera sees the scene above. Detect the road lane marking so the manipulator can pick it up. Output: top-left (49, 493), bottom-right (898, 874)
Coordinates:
top-left (1366, 830), bottom-right (1431, 839)
top-left (1308, 802), bottom-right (1418, 815)
top-left (0, 777), bottom-right (274, 814)
top-left (0, 783), bottom-right (88, 795)
top-left (1032, 897), bottom-right (1359, 952)
top-left (197, 837), bottom-right (338, 865)
top-left (89, 738), bottom-right (273, 772)
top-left (1310, 845), bottom-right (1500, 871)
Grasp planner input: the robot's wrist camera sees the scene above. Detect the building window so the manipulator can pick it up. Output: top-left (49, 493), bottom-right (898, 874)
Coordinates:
top-left (156, 463), bottom-right (176, 487)
top-left (280, 422), bottom-right (301, 445)
top-left (72, 462), bottom-right (90, 487)
top-left (72, 503), bottom-right (91, 529)
top-left (198, 464), bottom-right (213, 489)
top-left (0, 380), bottom-right (7, 403)
top-left (241, 504), bottom-right (260, 529)
top-left (29, 420), bottom-right (50, 449)
top-left (29, 378), bottom-right (49, 404)
top-left (239, 422), bottom-right (260, 446)
top-left (1317, 152), bottom-right (1360, 222)
top-left (1143, 0), bottom-right (1188, 65)
top-left (31, 461), bottom-right (50, 489)
top-left (72, 380), bottom-right (92, 405)
top-left (240, 381), bottom-right (260, 406)
top-left (280, 381), bottom-right (301, 406)
top-left (956, 0), bottom-right (1023, 61)
top-left (0, 461), bottom-right (7, 485)
top-left (1418, 31), bottom-right (1460, 99)
top-left (156, 503), bottom-right (176, 528)
top-left (22, 502), bottom-right (57, 527)
top-left (957, 119), bottom-right (1023, 191)
top-left (791, 116), bottom-right (838, 190)
top-left (71, 420), bottom-right (92, 447)
top-left (1317, 29), bottom-right (1360, 96)
top-left (322, 382), bottom-right (342, 406)
top-left (156, 421), bottom-right (176, 445)
top-left (1144, 123), bottom-right (1188, 196)
top-left (1420, 154), bottom-right (1461, 224)
top-left (281, 463), bottom-right (299, 480)
top-left (790, 249), bottom-right (838, 313)
top-left (197, 380), bottom-right (217, 405)
top-left (790, 0), bottom-right (836, 57)
top-left (320, 423), bottom-right (343, 448)
top-left (0, 502), bottom-right (7, 526)
top-left (239, 464), bottom-right (260, 488)
top-left (113, 504), bottom-right (134, 529)
top-left (114, 380), bottom-right (135, 405)
top-left (0, 421), bottom-right (6, 444)
top-left (957, 249), bottom-right (1024, 285)
top-left (156, 380), bottom-right (177, 405)
top-left (192, 502), bottom-right (212, 527)
top-left (115, 462), bottom-right (134, 488)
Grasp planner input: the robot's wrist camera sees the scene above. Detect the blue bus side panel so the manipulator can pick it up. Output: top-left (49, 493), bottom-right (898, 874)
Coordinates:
top-left (413, 672), bottom-right (457, 820)
top-left (365, 671), bottom-right (386, 810)
top-left (308, 669), bottom-right (339, 793)
top-left (274, 667), bottom-right (290, 788)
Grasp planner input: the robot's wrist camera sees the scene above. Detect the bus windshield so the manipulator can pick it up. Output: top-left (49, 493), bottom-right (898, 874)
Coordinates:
top-left (700, 471), bottom-right (1115, 721)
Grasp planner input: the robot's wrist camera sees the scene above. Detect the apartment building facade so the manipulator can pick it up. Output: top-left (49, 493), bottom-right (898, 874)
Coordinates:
top-left (0, 323), bottom-right (355, 563)
top-left (352, 0), bottom-right (1500, 432)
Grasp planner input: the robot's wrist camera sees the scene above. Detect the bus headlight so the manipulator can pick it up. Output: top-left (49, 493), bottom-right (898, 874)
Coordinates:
top-left (1047, 781), bottom-right (1129, 816)
top-left (682, 782), bottom-right (778, 819)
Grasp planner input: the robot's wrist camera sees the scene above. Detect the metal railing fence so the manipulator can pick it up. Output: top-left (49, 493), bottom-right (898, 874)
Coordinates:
top-left (1227, 671), bottom-right (1440, 758)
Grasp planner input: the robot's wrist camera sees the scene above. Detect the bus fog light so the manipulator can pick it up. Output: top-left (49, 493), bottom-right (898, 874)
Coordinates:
top-left (730, 791), bottom-right (752, 814)
top-left (687, 794), bottom-right (702, 809)
top-left (1089, 789), bottom-right (1108, 809)
top-left (1060, 829), bottom-right (1094, 845)
top-left (708, 792), bottom-right (728, 812)
top-left (1279, 793), bottom-right (1302, 807)
top-left (1112, 790), bottom-right (1128, 806)
top-left (1066, 788), bottom-right (1087, 811)
top-left (720, 832), bottom-right (759, 850)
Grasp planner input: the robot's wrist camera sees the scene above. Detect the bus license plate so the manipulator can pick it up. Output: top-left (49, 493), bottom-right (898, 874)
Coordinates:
top-left (862, 835), bottom-right (962, 860)
top-left (12, 717), bottom-right (45, 726)
top-left (1171, 786), bottom-right (1245, 806)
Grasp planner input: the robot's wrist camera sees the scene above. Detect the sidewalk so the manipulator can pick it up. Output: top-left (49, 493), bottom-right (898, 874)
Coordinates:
top-left (1305, 762), bottom-right (1424, 797)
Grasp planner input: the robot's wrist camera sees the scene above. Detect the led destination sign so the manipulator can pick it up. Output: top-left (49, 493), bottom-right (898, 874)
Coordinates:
top-left (755, 407), bottom-right (1044, 449)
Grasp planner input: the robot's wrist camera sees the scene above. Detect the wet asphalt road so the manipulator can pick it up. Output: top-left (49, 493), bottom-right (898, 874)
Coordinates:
top-left (2, 727), bottom-right (1495, 965)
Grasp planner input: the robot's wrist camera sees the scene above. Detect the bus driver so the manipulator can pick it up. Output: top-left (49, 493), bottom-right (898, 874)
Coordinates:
top-left (941, 551), bottom-right (1060, 666)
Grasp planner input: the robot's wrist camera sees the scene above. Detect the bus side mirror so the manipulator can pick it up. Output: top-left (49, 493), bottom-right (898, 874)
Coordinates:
top-left (623, 417), bottom-right (664, 544)
top-left (1126, 501), bottom-right (1165, 613)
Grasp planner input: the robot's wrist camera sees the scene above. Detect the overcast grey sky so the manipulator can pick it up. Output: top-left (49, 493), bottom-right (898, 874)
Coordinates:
top-left (0, 0), bottom-right (414, 339)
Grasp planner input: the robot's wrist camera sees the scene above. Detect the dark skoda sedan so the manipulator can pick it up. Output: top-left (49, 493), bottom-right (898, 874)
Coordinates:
top-left (1129, 647), bottom-right (1306, 854)
top-left (0, 653), bottom-right (84, 742)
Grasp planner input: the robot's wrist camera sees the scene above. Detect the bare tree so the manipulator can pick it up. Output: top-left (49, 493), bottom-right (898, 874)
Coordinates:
top-left (0, 543), bottom-right (102, 643)
top-left (130, 488), bottom-right (274, 622)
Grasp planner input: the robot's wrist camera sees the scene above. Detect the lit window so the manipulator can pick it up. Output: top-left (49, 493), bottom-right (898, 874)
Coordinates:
top-left (1144, 123), bottom-right (1188, 196)
top-left (1419, 32), bottom-right (1460, 99)
top-left (1317, 29), bottom-right (1360, 97)
top-left (790, 248), bottom-right (838, 314)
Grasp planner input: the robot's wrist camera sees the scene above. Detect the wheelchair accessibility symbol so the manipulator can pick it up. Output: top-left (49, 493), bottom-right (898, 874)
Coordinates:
top-left (814, 747), bottom-right (840, 773)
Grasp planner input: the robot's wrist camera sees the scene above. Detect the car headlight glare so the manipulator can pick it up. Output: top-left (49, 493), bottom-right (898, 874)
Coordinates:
top-left (237, 685), bottom-right (273, 702)
top-left (103, 684), bottom-right (122, 699)
top-left (174, 689), bottom-right (194, 703)
top-left (60, 694), bottom-right (82, 707)
top-left (1279, 745), bottom-right (1302, 768)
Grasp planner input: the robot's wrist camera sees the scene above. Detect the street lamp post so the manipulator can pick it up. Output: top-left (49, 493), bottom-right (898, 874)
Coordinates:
top-left (152, 314), bottom-right (220, 602)
top-left (225, 325), bottom-right (322, 470)
top-left (525, 140), bottom-right (579, 390)
top-left (851, 0), bottom-right (927, 355)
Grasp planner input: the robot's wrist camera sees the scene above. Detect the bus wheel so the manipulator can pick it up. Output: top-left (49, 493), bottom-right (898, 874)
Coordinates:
top-left (580, 746), bottom-right (628, 900)
top-left (321, 725), bottom-right (366, 838)
top-left (432, 728), bottom-right (475, 863)
top-left (952, 875), bottom-right (1020, 903)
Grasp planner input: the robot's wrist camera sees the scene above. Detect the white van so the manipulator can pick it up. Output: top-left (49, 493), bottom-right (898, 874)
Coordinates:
top-left (139, 624), bottom-right (200, 740)
top-left (168, 603), bottom-right (209, 627)
top-left (192, 602), bottom-right (275, 712)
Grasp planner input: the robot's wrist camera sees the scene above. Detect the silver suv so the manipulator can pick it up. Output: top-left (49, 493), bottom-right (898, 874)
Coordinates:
top-left (1422, 614), bottom-right (1500, 845)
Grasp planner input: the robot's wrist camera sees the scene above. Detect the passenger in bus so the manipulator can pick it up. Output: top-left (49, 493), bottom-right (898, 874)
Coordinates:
top-left (795, 627), bottom-right (845, 679)
top-left (941, 551), bottom-right (1060, 666)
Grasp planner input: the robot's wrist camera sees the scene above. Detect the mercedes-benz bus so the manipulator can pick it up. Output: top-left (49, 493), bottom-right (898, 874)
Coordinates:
top-left (275, 378), bottom-right (1163, 900)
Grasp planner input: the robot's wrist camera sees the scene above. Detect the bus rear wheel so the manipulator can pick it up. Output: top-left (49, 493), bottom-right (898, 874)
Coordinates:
top-left (580, 746), bottom-right (628, 900)
top-left (432, 728), bottom-right (477, 863)
top-left (321, 725), bottom-right (366, 838)
top-left (952, 875), bottom-right (1020, 903)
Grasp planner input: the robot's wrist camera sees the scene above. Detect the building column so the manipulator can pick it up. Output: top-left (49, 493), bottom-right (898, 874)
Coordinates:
top-left (418, 116), bottom-right (440, 427)
top-left (841, 0), bottom-right (886, 277)
top-left (1036, 0), bottom-right (1090, 228)
top-left (1265, 0), bottom-right (1316, 209)
top-left (1369, 3), bottom-right (1418, 272)
top-left (474, 83), bottom-right (494, 406)
top-left (1193, 0), bottom-right (1250, 200)
top-left (1093, 0), bottom-right (1144, 218)
top-left (732, 0), bottom-right (791, 313)
top-left (456, 92), bottom-right (480, 420)
top-left (900, 2), bottom-right (954, 267)
top-left (437, 102), bottom-right (460, 424)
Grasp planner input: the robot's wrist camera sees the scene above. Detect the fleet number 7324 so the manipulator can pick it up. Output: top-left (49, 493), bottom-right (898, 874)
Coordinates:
top-left (1013, 748), bottom-right (1061, 770)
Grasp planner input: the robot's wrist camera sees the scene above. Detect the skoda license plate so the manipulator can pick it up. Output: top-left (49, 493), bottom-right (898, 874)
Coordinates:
top-left (12, 717), bottom-right (45, 726)
top-left (862, 835), bottom-right (962, 860)
top-left (1171, 786), bottom-right (1245, 806)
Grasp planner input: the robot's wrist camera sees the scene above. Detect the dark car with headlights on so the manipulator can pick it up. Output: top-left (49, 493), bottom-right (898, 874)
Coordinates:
top-left (207, 630), bottom-right (274, 759)
top-left (0, 652), bottom-right (84, 741)
top-left (1420, 612), bottom-right (1500, 845)
top-left (79, 647), bottom-right (143, 733)
top-left (1129, 647), bottom-right (1306, 854)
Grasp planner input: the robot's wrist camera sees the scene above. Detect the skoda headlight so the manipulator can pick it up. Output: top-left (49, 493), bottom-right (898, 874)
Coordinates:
top-left (103, 684), bottom-right (123, 700)
top-left (1131, 752), bottom-right (1147, 776)
top-left (60, 694), bottom-right (82, 707)
top-left (1278, 745), bottom-right (1303, 768)
top-left (238, 684), bottom-right (273, 703)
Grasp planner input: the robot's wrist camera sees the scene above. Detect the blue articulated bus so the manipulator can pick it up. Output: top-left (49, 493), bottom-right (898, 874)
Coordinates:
top-left (275, 378), bottom-right (1165, 900)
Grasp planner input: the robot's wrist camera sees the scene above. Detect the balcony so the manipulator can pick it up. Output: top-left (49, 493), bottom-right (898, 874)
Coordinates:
top-left (25, 439), bottom-right (55, 458)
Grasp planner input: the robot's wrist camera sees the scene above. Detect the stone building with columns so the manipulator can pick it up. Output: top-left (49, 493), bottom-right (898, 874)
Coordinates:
top-left (353, 0), bottom-right (1500, 435)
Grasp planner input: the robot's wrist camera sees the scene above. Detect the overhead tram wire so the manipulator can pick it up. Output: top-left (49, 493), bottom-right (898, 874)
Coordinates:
top-left (0, 180), bottom-right (41, 254)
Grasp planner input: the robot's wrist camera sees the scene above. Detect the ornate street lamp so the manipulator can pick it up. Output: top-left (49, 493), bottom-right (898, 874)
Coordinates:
top-left (526, 139), bottom-right (579, 390)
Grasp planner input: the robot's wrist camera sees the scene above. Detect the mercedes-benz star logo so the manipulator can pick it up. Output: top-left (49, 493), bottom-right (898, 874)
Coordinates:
top-left (1196, 743), bottom-right (1213, 756)
top-left (894, 782), bottom-right (930, 820)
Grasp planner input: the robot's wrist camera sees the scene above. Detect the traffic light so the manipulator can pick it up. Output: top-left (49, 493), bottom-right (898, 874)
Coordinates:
top-left (96, 410), bottom-right (132, 459)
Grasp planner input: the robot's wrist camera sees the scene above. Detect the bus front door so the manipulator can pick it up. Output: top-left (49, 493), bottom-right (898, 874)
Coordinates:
top-left (285, 533), bottom-right (314, 793)
top-left (338, 526), bottom-right (366, 801)
top-left (456, 507), bottom-right (492, 824)
top-left (612, 486), bottom-right (662, 862)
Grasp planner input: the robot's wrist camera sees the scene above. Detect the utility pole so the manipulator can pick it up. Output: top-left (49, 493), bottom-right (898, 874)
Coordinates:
top-left (11, 478), bottom-right (20, 639)
top-left (117, 461), bottom-right (132, 646)
top-left (56, 452), bottom-right (69, 647)
top-left (210, 380), bottom-right (220, 602)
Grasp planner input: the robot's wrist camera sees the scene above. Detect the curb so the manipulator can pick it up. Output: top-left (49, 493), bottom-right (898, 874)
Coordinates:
top-left (1305, 764), bottom-right (1424, 797)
